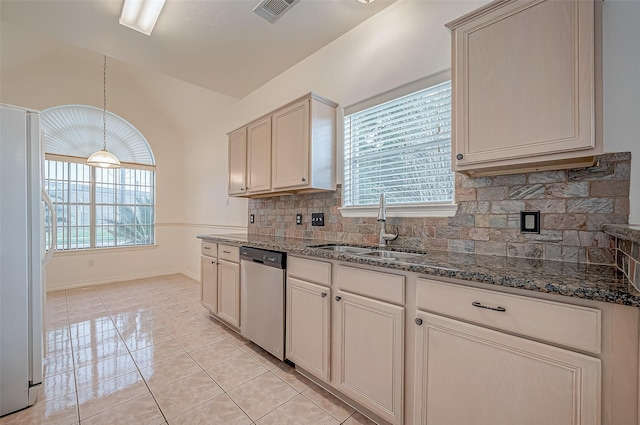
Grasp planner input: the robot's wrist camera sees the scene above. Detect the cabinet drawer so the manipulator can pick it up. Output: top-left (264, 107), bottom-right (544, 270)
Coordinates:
top-left (337, 265), bottom-right (404, 305)
top-left (416, 278), bottom-right (601, 354)
top-left (218, 245), bottom-right (239, 263)
top-left (288, 256), bottom-right (331, 286)
top-left (201, 241), bottom-right (217, 257)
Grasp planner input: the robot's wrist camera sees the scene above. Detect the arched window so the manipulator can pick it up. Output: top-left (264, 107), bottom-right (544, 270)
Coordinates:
top-left (41, 105), bottom-right (156, 250)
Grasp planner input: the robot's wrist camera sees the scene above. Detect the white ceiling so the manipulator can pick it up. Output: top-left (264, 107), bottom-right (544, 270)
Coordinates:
top-left (0, 0), bottom-right (396, 99)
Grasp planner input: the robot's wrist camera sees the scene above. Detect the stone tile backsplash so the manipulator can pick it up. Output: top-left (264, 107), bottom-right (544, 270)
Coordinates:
top-left (248, 152), bottom-right (631, 265)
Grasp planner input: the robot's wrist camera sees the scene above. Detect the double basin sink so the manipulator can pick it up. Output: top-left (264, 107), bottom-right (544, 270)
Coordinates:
top-left (311, 244), bottom-right (423, 262)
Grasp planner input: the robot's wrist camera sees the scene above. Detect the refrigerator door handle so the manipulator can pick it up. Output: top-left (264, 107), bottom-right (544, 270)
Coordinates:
top-left (41, 189), bottom-right (56, 266)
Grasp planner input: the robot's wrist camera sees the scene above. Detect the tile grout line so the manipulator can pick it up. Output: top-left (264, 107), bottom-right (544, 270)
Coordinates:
top-left (100, 283), bottom-right (170, 425)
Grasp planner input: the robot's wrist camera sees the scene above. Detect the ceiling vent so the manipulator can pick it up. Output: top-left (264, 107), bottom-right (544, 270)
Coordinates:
top-left (253, 0), bottom-right (301, 23)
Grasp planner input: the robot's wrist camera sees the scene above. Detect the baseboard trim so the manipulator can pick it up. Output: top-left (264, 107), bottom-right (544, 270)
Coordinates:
top-left (46, 269), bottom-right (196, 292)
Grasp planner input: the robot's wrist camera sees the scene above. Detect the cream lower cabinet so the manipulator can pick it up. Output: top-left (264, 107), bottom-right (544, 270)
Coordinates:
top-left (200, 255), bottom-right (218, 314)
top-left (334, 290), bottom-right (405, 425)
top-left (217, 259), bottom-right (240, 328)
top-left (286, 277), bottom-right (331, 381)
top-left (413, 311), bottom-right (601, 425)
top-left (200, 241), bottom-right (218, 314)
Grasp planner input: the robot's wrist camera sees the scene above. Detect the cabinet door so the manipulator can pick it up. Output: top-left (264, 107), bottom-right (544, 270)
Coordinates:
top-left (450, 0), bottom-right (598, 173)
top-left (200, 255), bottom-right (217, 314)
top-left (247, 117), bottom-right (272, 193)
top-left (272, 99), bottom-right (310, 190)
top-left (413, 311), bottom-right (601, 425)
top-left (286, 277), bottom-right (330, 381)
top-left (228, 128), bottom-right (247, 195)
top-left (217, 259), bottom-right (240, 328)
top-left (334, 291), bottom-right (404, 425)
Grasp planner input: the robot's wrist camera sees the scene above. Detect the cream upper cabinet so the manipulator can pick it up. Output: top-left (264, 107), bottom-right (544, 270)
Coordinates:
top-left (286, 277), bottom-right (331, 381)
top-left (272, 99), bottom-right (310, 190)
top-left (228, 128), bottom-right (247, 195)
top-left (413, 311), bottom-right (601, 425)
top-left (272, 96), bottom-right (337, 192)
top-left (246, 117), bottom-right (272, 194)
top-left (228, 93), bottom-right (337, 197)
top-left (217, 259), bottom-right (240, 329)
top-left (447, 0), bottom-right (602, 176)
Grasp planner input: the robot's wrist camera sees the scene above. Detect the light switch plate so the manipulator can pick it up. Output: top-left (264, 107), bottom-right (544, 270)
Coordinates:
top-left (250, 214), bottom-right (254, 224)
top-left (520, 211), bottom-right (540, 233)
top-left (311, 213), bottom-right (324, 226)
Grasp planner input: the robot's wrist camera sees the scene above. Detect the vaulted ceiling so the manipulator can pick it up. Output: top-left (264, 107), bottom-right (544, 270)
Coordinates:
top-left (1, 0), bottom-right (396, 99)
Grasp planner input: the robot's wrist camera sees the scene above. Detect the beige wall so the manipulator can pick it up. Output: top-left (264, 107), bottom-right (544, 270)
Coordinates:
top-left (0, 22), bottom-right (245, 289)
top-left (602, 0), bottom-right (640, 224)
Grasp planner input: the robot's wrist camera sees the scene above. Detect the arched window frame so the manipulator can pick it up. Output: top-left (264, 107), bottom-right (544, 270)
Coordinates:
top-left (41, 105), bottom-right (156, 251)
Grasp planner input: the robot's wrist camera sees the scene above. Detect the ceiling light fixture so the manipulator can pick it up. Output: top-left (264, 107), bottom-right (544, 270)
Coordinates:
top-left (87, 56), bottom-right (122, 169)
top-left (119, 0), bottom-right (166, 36)
top-left (358, 0), bottom-right (375, 3)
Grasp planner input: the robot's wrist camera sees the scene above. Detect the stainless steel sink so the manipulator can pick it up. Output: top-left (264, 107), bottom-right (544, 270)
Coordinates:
top-left (311, 245), bottom-right (423, 261)
top-left (359, 250), bottom-right (423, 261)
top-left (312, 245), bottom-right (375, 255)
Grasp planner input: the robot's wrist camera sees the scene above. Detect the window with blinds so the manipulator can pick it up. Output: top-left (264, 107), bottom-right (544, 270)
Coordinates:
top-left (343, 80), bottom-right (454, 208)
top-left (44, 157), bottom-right (155, 250)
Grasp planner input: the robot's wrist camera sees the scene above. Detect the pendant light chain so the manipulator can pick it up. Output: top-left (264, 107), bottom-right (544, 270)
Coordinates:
top-left (86, 54), bottom-right (121, 168)
top-left (103, 55), bottom-right (107, 151)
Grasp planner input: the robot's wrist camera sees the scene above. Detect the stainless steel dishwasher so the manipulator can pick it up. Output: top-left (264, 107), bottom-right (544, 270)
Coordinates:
top-left (240, 246), bottom-right (286, 361)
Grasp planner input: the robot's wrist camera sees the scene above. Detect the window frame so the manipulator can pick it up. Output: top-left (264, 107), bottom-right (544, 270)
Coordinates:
top-left (339, 71), bottom-right (457, 218)
top-left (44, 153), bottom-right (156, 251)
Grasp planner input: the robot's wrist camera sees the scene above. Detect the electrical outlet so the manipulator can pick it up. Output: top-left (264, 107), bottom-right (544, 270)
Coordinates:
top-left (520, 211), bottom-right (540, 233)
top-left (311, 213), bottom-right (324, 226)
top-left (250, 214), bottom-right (255, 224)
top-left (296, 213), bottom-right (302, 225)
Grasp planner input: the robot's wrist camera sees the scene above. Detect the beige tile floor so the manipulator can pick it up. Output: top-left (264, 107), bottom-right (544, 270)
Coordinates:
top-left (0, 274), bottom-right (377, 425)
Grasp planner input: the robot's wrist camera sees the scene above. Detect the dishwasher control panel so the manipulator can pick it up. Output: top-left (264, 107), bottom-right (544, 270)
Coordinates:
top-left (240, 246), bottom-right (286, 269)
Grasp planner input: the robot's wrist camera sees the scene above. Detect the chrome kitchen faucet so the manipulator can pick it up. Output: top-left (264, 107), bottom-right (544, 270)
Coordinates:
top-left (377, 193), bottom-right (398, 247)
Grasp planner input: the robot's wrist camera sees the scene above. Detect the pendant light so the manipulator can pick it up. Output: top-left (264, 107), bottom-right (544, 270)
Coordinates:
top-left (87, 55), bottom-right (122, 169)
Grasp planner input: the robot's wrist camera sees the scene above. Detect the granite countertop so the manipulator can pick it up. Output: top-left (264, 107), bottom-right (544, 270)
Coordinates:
top-left (602, 224), bottom-right (640, 245)
top-left (198, 233), bottom-right (640, 308)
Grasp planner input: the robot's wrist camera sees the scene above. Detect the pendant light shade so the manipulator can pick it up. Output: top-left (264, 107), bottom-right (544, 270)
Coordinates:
top-left (86, 149), bottom-right (122, 168)
top-left (87, 55), bottom-right (122, 169)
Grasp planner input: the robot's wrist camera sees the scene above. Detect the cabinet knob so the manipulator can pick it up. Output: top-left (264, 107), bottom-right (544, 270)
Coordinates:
top-left (301, 177), bottom-right (306, 182)
top-left (335, 296), bottom-right (341, 302)
top-left (321, 292), bottom-right (327, 298)
top-left (240, 187), bottom-right (245, 191)
top-left (456, 153), bottom-right (464, 160)
top-left (415, 318), bottom-right (423, 326)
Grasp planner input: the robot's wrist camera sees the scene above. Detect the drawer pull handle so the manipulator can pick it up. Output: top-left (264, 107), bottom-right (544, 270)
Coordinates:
top-left (204, 246), bottom-right (211, 250)
top-left (415, 318), bottom-right (423, 326)
top-left (321, 292), bottom-right (327, 298)
top-left (472, 301), bottom-right (506, 312)
top-left (335, 296), bottom-right (341, 302)
top-left (223, 250), bottom-right (231, 254)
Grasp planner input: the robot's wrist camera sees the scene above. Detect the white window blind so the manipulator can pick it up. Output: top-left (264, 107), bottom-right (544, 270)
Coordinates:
top-left (343, 80), bottom-right (454, 208)
top-left (44, 158), bottom-right (155, 250)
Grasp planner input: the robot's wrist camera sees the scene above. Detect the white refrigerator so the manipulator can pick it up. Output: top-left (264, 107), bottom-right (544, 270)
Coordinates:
top-left (0, 104), bottom-right (55, 416)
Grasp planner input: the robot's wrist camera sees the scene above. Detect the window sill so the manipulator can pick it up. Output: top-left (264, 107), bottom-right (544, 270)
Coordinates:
top-left (52, 244), bottom-right (158, 256)
top-left (339, 203), bottom-right (458, 218)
